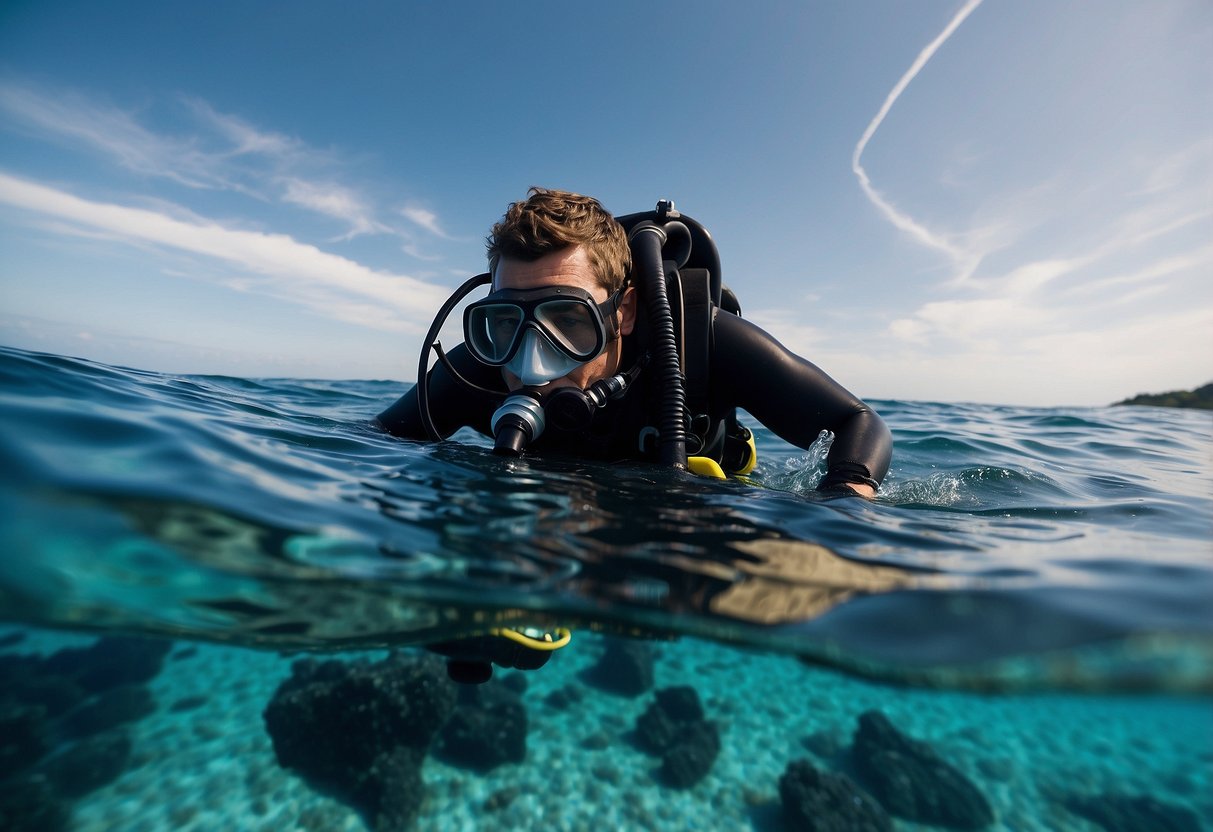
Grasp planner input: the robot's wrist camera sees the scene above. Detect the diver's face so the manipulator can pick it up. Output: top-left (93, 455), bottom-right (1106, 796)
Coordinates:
top-left (494, 246), bottom-right (635, 393)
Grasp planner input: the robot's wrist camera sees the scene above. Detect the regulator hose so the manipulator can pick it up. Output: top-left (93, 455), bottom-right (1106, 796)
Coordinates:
top-left (628, 220), bottom-right (689, 469)
top-left (417, 272), bottom-right (492, 440)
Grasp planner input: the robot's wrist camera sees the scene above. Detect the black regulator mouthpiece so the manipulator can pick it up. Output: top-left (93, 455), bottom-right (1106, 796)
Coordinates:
top-left (490, 365), bottom-right (641, 456)
top-left (544, 373), bottom-right (630, 432)
top-left (491, 392), bottom-right (545, 456)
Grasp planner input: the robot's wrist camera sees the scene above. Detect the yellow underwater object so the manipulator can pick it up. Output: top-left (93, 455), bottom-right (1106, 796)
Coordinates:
top-left (688, 428), bottom-right (757, 479)
top-left (687, 456), bottom-right (727, 479)
top-left (433, 625), bottom-right (572, 684)
top-left (488, 626), bottom-right (572, 651)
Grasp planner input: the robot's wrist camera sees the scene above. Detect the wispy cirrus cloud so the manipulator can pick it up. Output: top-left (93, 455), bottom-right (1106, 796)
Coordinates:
top-left (0, 171), bottom-right (449, 332)
top-left (182, 96), bottom-right (305, 159)
top-left (400, 204), bottom-right (452, 239)
top-left (280, 177), bottom-right (388, 239)
top-left (0, 80), bottom-right (456, 248)
top-left (0, 81), bottom-right (240, 192)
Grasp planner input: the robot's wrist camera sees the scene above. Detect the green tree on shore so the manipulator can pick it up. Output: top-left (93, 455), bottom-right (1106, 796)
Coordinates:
top-left (1112, 383), bottom-right (1213, 410)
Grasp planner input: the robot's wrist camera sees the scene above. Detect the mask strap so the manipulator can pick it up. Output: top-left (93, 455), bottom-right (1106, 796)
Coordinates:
top-left (602, 288), bottom-right (625, 341)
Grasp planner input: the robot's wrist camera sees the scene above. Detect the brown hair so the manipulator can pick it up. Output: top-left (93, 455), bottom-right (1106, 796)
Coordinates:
top-left (486, 187), bottom-right (631, 293)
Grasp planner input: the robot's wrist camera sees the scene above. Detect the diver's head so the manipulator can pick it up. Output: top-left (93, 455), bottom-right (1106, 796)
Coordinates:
top-left (481, 245), bottom-right (636, 394)
top-left (475, 188), bottom-right (636, 393)
top-left (486, 187), bottom-right (632, 295)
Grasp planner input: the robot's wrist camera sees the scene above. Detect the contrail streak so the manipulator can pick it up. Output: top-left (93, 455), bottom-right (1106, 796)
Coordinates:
top-left (852, 0), bottom-right (984, 270)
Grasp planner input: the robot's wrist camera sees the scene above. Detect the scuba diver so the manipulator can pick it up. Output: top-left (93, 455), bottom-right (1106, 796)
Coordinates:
top-left (375, 187), bottom-right (891, 498)
top-left (374, 188), bottom-right (892, 683)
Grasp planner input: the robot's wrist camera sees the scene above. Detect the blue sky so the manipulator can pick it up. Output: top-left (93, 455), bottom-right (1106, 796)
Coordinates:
top-left (1, 0), bottom-right (1209, 406)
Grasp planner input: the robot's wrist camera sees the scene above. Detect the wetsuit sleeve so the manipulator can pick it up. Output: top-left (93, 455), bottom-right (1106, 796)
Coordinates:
top-left (710, 311), bottom-right (892, 490)
top-left (374, 343), bottom-right (501, 440)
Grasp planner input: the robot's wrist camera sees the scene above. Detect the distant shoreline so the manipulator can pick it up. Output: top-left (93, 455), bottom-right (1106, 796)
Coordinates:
top-left (1112, 382), bottom-right (1213, 410)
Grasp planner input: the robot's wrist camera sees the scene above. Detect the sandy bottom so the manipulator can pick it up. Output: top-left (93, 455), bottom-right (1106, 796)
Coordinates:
top-left (6, 626), bottom-right (1210, 832)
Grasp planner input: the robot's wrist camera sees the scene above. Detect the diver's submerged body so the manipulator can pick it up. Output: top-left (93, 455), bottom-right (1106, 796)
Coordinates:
top-left (375, 190), bottom-right (891, 497)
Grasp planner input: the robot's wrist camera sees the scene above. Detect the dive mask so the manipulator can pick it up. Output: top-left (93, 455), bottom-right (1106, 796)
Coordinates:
top-left (463, 286), bottom-right (623, 384)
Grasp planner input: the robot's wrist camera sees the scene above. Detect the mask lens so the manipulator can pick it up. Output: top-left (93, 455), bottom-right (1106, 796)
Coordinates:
top-left (535, 300), bottom-right (601, 358)
top-left (467, 303), bottom-right (523, 363)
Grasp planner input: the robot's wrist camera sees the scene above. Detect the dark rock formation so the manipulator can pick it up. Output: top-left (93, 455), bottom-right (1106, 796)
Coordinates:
top-left (1064, 793), bottom-right (1202, 832)
top-left (581, 639), bottom-right (654, 696)
top-left (779, 759), bottom-right (891, 832)
top-left (0, 636), bottom-right (166, 814)
top-left (636, 686), bottom-right (704, 754)
top-left (660, 720), bottom-right (720, 788)
top-left (362, 747), bottom-right (426, 832)
top-left (634, 686), bottom-right (720, 788)
top-left (852, 711), bottom-right (993, 830)
top-left (434, 680), bottom-right (528, 771)
top-left (43, 636), bottom-right (172, 694)
top-left (263, 651), bottom-right (456, 831)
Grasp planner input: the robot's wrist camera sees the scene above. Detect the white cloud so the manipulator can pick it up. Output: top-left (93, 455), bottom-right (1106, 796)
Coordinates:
top-left (0, 80), bottom-right (237, 192)
top-left (400, 204), bottom-right (451, 238)
top-left (182, 97), bottom-right (303, 159)
top-left (279, 177), bottom-right (386, 238)
top-left (0, 171), bottom-right (449, 332)
top-left (0, 81), bottom-right (437, 244)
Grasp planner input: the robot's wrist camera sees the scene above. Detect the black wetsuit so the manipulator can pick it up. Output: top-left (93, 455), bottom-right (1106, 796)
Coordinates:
top-left (376, 310), bottom-right (891, 491)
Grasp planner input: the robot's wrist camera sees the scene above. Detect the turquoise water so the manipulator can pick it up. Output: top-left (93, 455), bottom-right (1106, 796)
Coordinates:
top-left (1, 344), bottom-right (1210, 830)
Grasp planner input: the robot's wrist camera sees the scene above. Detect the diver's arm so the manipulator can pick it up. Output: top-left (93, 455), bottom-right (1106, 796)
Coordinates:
top-left (374, 343), bottom-right (501, 440)
top-left (711, 312), bottom-right (892, 495)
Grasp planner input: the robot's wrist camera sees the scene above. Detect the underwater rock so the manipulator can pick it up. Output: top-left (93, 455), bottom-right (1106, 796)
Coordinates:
top-left (39, 731), bottom-right (132, 798)
top-left (636, 686), bottom-right (704, 754)
top-left (635, 686), bottom-right (720, 788)
top-left (363, 746), bottom-right (426, 832)
top-left (779, 759), bottom-right (891, 832)
top-left (0, 774), bottom-right (70, 832)
top-left (659, 719), bottom-right (720, 788)
top-left (852, 710), bottom-right (993, 830)
top-left (1064, 793), bottom-right (1202, 832)
top-left (435, 679), bottom-right (528, 771)
top-left (44, 636), bottom-right (172, 694)
top-left (263, 651), bottom-right (456, 831)
top-left (582, 639), bottom-right (654, 696)
top-left (0, 702), bottom-right (49, 780)
top-left (61, 684), bottom-right (156, 739)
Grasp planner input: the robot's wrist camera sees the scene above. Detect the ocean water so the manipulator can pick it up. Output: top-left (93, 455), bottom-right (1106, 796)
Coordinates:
top-left (1, 343), bottom-right (1210, 831)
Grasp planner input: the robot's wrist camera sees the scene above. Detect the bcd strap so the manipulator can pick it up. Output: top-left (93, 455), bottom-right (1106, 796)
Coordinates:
top-left (679, 268), bottom-right (714, 431)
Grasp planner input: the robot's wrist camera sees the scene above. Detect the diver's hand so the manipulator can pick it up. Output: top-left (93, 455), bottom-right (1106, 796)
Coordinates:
top-left (845, 482), bottom-right (876, 499)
